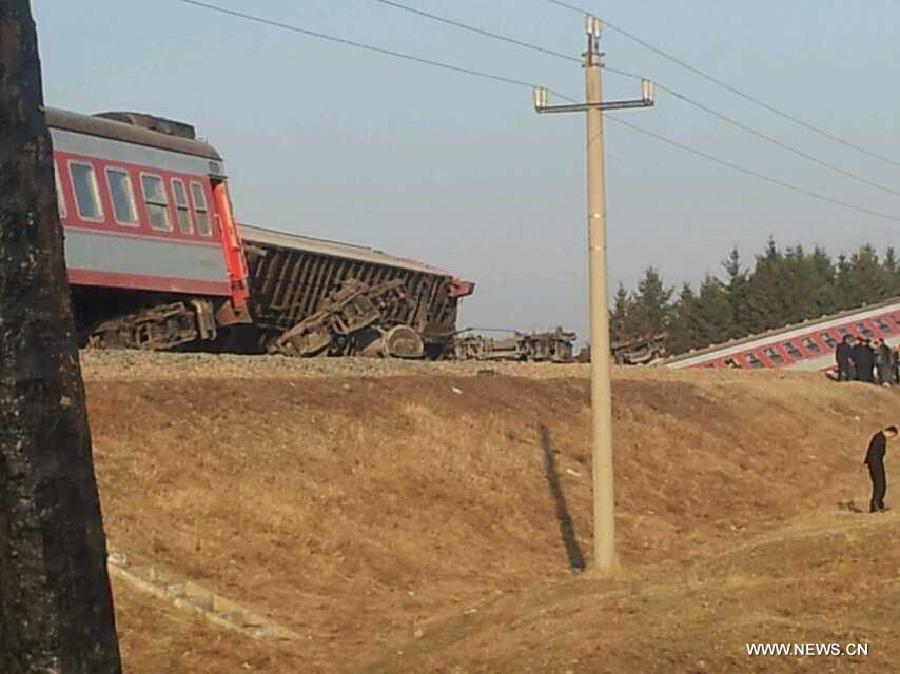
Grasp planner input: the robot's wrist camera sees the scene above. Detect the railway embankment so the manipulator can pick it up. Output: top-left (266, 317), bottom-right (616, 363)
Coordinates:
top-left (84, 352), bottom-right (900, 672)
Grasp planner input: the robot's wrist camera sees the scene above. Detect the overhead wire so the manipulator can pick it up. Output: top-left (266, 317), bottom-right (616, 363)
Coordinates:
top-left (656, 84), bottom-right (900, 199)
top-left (371, 0), bottom-right (581, 63)
top-left (175, 0), bottom-right (544, 92)
top-left (605, 115), bottom-right (900, 222)
top-left (546, 0), bottom-right (900, 168)
top-left (173, 0), bottom-right (900, 221)
top-left (369, 0), bottom-right (900, 199)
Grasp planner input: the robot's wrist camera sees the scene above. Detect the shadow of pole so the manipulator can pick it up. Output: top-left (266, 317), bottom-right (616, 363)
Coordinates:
top-left (538, 423), bottom-right (586, 573)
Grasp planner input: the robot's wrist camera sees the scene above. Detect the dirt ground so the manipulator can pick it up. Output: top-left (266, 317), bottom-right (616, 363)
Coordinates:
top-left (81, 352), bottom-right (900, 672)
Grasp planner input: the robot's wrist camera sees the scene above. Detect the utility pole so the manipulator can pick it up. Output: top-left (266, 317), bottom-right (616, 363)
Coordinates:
top-left (0, 1), bottom-right (122, 671)
top-left (533, 16), bottom-right (653, 570)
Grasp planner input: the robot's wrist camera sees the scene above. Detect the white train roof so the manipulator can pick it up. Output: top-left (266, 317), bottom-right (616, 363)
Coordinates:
top-left (45, 107), bottom-right (221, 161)
top-left (238, 223), bottom-right (450, 277)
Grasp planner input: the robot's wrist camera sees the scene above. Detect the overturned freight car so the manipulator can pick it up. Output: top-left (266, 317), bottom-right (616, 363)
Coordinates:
top-left (234, 224), bottom-right (474, 359)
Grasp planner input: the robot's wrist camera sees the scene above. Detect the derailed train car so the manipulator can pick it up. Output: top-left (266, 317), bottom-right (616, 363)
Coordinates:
top-left (47, 106), bottom-right (473, 357)
top-left (664, 297), bottom-right (900, 372)
top-left (236, 224), bottom-right (474, 359)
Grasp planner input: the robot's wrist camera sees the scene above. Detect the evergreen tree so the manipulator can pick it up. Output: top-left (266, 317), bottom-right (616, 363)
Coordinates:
top-left (834, 253), bottom-right (855, 310)
top-left (694, 275), bottom-right (737, 346)
top-left (883, 246), bottom-right (900, 297)
top-left (610, 284), bottom-right (631, 341)
top-left (780, 244), bottom-right (823, 322)
top-left (842, 244), bottom-right (891, 307)
top-left (809, 246), bottom-right (837, 316)
top-left (723, 247), bottom-right (749, 336)
top-left (667, 283), bottom-right (699, 354)
top-left (743, 238), bottom-right (785, 333)
top-left (627, 266), bottom-right (672, 338)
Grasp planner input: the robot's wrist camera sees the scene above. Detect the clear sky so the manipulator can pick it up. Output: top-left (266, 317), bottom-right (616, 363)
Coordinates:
top-left (31, 0), bottom-right (900, 341)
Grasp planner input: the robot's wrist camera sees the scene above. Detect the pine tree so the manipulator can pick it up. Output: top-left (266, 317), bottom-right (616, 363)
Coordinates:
top-left (843, 244), bottom-right (891, 307)
top-left (694, 275), bottom-right (737, 346)
top-left (723, 247), bottom-right (749, 336)
top-left (610, 284), bottom-right (631, 341)
top-left (883, 246), bottom-right (900, 297)
top-left (809, 246), bottom-right (837, 316)
top-left (743, 238), bottom-right (785, 333)
top-left (667, 283), bottom-right (699, 354)
top-left (834, 253), bottom-right (855, 310)
top-left (627, 267), bottom-right (672, 338)
top-left (780, 244), bottom-right (824, 322)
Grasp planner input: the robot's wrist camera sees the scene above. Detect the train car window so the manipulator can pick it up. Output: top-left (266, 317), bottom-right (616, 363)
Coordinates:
top-left (69, 161), bottom-right (103, 222)
top-left (141, 174), bottom-right (172, 231)
top-left (190, 182), bottom-right (211, 236)
top-left (821, 332), bottom-right (837, 349)
top-left (54, 163), bottom-right (66, 219)
top-left (856, 322), bottom-right (874, 339)
top-left (105, 168), bottom-right (138, 226)
top-left (763, 347), bottom-right (784, 365)
top-left (783, 342), bottom-right (802, 359)
top-left (877, 318), bottom-right (893, 333)
top-left (838, 327), bottom-right (849, 336)
top-left (802, 336), bottom-right (821, 354)
top-left (171, 179), bottom-right (193, 234)
top-left (745, 353), bottom-right (764, 369)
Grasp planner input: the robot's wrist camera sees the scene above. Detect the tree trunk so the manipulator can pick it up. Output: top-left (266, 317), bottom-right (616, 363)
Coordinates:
top-left (0, 2), bottom-right (122, 672)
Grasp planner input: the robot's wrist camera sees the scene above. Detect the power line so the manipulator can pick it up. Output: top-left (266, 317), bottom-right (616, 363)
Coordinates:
top-left (174, 0), bottom-right (545, 92)
top-left (174, 0), bottom-right (900, 222)
top-left (366, 0), bottom-right (900, 200)
top-left (547, 85), bottom-right (900, 221)
top-left (546, 0), bottom-right (900, 168)
top-left (371, 0), bottom-right (581, 63)
top-left (656, 84), bottom-right (900, 199)
top-left (369, 0), bottom-right (647, 84)
top-left (606, 115), bottom-right (900, 222)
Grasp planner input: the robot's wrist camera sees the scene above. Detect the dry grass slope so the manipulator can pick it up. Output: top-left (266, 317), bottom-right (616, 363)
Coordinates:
top-left (82, 354), bottom-right (900, 672)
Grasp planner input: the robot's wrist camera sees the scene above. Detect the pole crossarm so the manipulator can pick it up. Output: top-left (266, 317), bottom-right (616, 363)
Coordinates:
top-left (535, 99), bottom-right (652, 114)
top-left (533, 79), bottom-right (654, 114)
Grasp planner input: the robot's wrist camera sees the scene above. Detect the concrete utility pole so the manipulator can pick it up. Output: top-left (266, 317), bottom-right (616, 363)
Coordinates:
top-left (0, 2), bottom-right (122, 671)
top-left (533, 16), bottom-right (653, 570)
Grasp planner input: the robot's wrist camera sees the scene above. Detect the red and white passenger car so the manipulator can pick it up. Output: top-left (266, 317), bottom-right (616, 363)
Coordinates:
top-left (665, 298), bottom-right (900, 372)
top-left (49, 108), bottom-right (251, 348)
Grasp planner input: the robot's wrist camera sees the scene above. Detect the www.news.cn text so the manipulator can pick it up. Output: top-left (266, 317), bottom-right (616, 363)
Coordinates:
top-left (746, 643), bottom-right (868, 657)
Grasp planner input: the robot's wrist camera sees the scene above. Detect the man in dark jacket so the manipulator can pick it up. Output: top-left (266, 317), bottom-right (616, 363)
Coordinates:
top-left (864, 425), bottom-right (899, 513)
top-left (894, 346), bottom-right (900, 384)
top-left (853, 339), bottom-right (876, 383)
top-left (875, 339), bottom-right (895, 385)
top-left (836, 335), bottom-right (853, 381)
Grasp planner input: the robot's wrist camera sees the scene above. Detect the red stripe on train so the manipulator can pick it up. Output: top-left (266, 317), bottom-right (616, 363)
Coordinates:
top-left (68, 269), bottom-right (231, 296)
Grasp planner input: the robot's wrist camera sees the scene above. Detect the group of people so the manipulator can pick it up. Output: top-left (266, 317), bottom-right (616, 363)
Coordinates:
top-left (834, 335), bottom-right (900, 384)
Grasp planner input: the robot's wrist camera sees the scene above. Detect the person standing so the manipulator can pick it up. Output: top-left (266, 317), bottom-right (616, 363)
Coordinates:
top-left (893, 345), bottom-right (900, 384)
top-left (836, 335), bottom-right (853, 381)
top-left (853, 339), bottom-right (876, 383)
top-left (875, 339), bottom-right (895, 385)
top-left (864, 425), bottom-right (899, 513)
